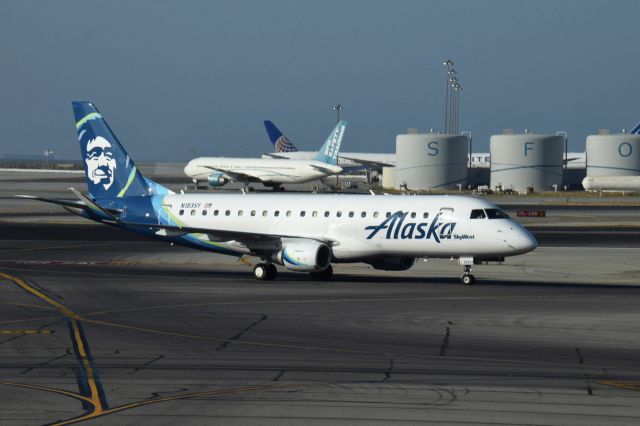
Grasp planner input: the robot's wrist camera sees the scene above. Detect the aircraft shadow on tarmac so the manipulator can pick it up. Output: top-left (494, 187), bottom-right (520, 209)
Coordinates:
top-left (8, 261), bottom-right (639, 290)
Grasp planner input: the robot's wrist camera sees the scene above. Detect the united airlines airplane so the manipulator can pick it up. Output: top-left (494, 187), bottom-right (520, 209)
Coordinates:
top-left (19, 102), bottom-right (537, 285)
top-left (184, 121), bottom-right (346, 191)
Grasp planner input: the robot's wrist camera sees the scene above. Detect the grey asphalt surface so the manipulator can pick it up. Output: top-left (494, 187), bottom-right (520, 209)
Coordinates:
top-left (1, 225), bottom-right (640, 425)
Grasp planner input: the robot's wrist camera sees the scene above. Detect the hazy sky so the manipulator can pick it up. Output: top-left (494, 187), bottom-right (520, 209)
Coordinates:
top-left (1, 0), bottom-right (638, 160)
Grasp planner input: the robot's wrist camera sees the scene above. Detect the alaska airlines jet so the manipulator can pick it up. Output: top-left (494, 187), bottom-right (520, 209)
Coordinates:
top-left (18, 102), bottom-right (537, 285)
top-left (184, 122), bottom-right (346, 191)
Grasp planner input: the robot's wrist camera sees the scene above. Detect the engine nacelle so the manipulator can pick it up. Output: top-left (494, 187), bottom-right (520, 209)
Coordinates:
top-left (274, 240), bottom-right (332, 272)
top-left (368, 257), bottom-right (416, 271)
top-left (207, 172), bottom-right (228, 187)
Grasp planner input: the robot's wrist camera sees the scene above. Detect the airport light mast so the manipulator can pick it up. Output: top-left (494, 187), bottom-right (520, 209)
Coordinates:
top-left (332, 104), bottom-right (342, 187)
top-left (443, 59), bottom-right (454, 133)
top-left (333, 104), bottom-right (342, 123)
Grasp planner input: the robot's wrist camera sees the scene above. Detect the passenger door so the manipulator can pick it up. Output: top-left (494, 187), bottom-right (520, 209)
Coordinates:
top-left (437, 207), bottom-right (455, 239)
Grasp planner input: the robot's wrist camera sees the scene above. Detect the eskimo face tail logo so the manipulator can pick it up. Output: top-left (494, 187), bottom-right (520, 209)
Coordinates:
top-left (85, 136), bottom-right (117, 190)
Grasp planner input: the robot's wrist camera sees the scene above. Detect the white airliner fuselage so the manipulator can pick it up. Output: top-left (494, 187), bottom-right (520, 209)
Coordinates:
top-left (184, 158), bottom-right (342, 187)
top-left (154, 193), bottom-right (536, 284)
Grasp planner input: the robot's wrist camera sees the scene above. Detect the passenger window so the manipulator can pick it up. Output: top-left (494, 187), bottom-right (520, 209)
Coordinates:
top-left (470, 209), bottom-right (486, 219)
top-left (312, 211), bottom-right (318, 217)
top-left (373, 211), bottom-right (379, 218)
top-left (274, 210), bottom-right (280, 217)
top-left (423, 212), bottom-right (429, 219)
top-left (361, 211), bottom-right (366, 218)
top-left (202, 210), bottom-right (207, 216)
top-left (251, 210), bottom-right (256, 216)
top-left (486, 209), bottom-right (509, 219)
top-left (410, 212), bottom-right (416, 219)
top-left (225, 210), bottom-right (230, 216)
top-left (286, 211), bottom-right (291, 217)
top-left (324, 211), bottom-right (330, 217)
top-left (262, 210), bottom-right (268, 217)
top-left (238, 210), bottom-right (243, 216)
top-left (191, 210), bottom-right (196, 216)
top-left (336, 211), bottom-right (342, 218)
top-left (348, 211), bottom-right (354, 218)
top-left (386, 212), bottom-right (391, 218)
top-left (214, 209), bottom-right (219, 216)
top-left (179, 209), bottom-right (184, 216)
top-left (300, 211), bottom-right (306, 217)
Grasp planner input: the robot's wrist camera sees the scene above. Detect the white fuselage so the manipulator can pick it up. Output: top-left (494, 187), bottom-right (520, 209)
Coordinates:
top-left (582, 175), bottom-right (640, 192)
top-left (158, 193), bottom-right (536, 261)
top-left (184, 157), bottom-right (342, 184)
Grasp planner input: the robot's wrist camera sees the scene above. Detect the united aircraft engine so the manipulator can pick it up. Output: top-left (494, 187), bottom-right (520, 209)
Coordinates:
top-left (253, 240), bottom-right (333, 281)
top-left (207, 172), bottom-right (229, 187)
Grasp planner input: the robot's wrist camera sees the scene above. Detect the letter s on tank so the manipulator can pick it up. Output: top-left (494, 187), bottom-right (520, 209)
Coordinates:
top-left (427, 141), bottom-right (439, 156)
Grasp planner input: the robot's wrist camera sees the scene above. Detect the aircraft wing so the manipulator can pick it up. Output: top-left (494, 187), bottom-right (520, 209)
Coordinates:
top-left (309, 164), bottom-right (342, 175)
top-left (261, 153), bottom-right (289, 159)
top-left (200, 166), bottom-right (251, 181)
top-left (339, 156), bottom-right (394, 168)
top-left (121, 221), bottom-right (338, 246)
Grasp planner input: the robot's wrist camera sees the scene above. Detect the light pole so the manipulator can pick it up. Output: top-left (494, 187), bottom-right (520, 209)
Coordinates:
top-left (333, 104), bottom-right (342, 123)
top-left (332, 104), bottom-right (343, 187)
top-left (449, 75), bottom-right (458, 133)
top-left (443, 59), bottom-right (453, 132)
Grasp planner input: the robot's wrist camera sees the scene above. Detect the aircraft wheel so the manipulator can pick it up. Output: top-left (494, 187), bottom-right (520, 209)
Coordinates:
top-left (254, 263), bottom-right (273, 281)
top-left (266, 263), bottom-right (278, 280)
top-left (461, 274), bottom-right (475, 286)
top-left (310, 265), bottom-right (333, 281)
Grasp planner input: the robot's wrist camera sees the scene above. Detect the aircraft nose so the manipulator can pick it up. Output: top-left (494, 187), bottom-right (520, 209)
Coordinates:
top-left (514, 226), bottom-right (538, 254)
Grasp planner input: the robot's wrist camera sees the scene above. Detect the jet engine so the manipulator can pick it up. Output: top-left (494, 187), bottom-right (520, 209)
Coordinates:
top-left (273, 240), bottom-right (332, 272)
top-left (207, 172), bottom-right (228, 187)
top-left (368, 257), bottom-right (416, 271)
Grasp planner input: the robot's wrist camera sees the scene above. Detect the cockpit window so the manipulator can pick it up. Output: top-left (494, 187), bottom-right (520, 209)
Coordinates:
top-left (470, 209), bottom-right (486, 219)
top-left (485, 208), bottom-right (509, 219)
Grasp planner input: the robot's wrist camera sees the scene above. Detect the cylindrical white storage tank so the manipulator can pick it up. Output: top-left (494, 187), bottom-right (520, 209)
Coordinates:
top-left (586, 134), bottom-right (640, 177)
top-left (381, 166), bottom-right (396, 189)
top-left (395, 133), bottom-right (469, 190)
top-left (490, 134), bottom-right (564, 193)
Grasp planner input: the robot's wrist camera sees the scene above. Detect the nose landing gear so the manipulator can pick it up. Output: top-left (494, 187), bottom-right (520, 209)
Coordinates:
top-left (459, 257), bottom-right (476, 285)
top-left (461, 265), bottom-right (475, 286)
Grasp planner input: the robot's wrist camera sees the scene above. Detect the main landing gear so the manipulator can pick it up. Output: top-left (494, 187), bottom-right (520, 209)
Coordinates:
top-left (253, 263), bottom-right (277, 280)
top-left (309, 265), bottom-right (333, 281)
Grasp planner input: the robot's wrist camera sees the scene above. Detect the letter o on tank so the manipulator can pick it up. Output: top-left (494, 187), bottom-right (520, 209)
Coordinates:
top-left (618, 142), bottom-right (633, 157)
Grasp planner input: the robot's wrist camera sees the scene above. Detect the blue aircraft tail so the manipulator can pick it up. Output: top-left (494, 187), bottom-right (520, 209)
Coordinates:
top-left (312, 120), bottom-right (347, 165)
top-left (73, 102), bottom-right (152, 199)
top-left (264, 120), bottom-right (298, 153)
